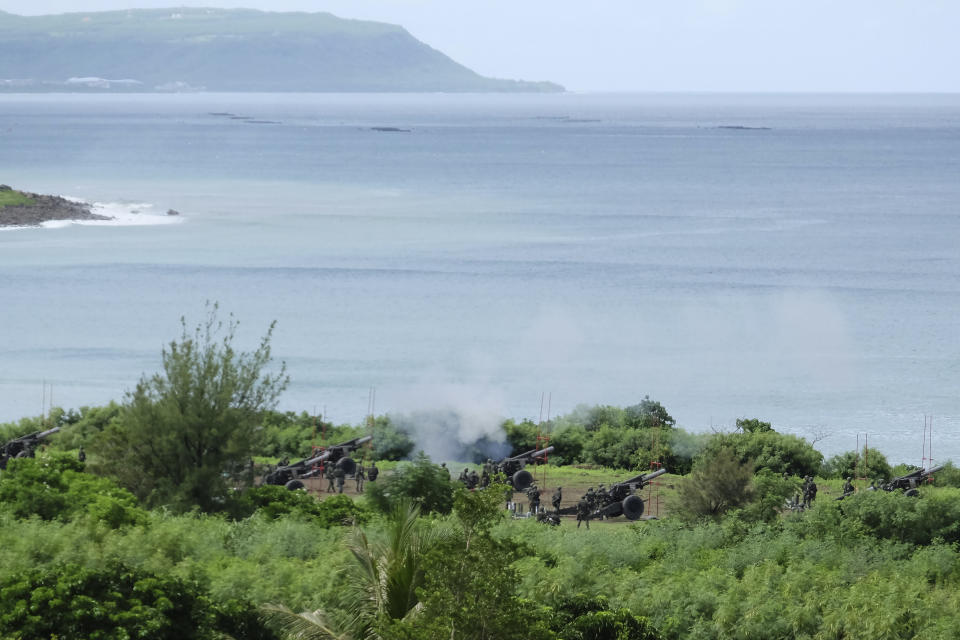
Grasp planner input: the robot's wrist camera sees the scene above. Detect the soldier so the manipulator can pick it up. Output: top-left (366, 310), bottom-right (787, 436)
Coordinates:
top-left (552, 487), bottom-right (562, 513)
top-left (368, 462), bottom-right (379, 482)
top-left (279, 456), bottom-right (290, 467)
top-left (585, 487), bottom-right (596, 510)
top-left (468, 469), bottom-right (480, 490)
top-left (78, 446), bottom-right (86, 463)
top-left (483, 458), bottom-right (494, 477)
top-left (325, 464), bottom-right (336, 493)
top-left (355, 464), bottom-right (366, 492)
top-left (528, 485), bottom-right (541, 514)
top-left (459, 468), bottom-right (470, 485)
top-left (333, 465), bottom-right (345, 493)
top-left (440, 462), bottom-right (450, 478)
top-left (480, 468), bottom-right (490, 488)
top-left (803, 476), bottom-right (818, 508)
top-left (576, 498), bottom-right (590, 529)
top-left (842, 477), bottom-right (854, 496)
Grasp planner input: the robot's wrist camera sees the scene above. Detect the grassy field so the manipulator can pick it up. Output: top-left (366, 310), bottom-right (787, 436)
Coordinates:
top-left (0, 189), bottom-right (34, 208)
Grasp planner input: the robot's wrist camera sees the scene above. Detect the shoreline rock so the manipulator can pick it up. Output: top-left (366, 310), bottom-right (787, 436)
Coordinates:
top-left (0, 190), bottom-right (113, 228)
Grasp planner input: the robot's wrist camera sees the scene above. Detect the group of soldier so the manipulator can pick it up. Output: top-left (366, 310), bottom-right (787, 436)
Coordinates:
top-left (459, 459), bottom-right (501, 489)
top-left (323, 462), bottom-right (379, 494)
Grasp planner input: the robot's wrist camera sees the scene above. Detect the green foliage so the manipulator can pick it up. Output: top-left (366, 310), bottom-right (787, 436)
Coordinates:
top-left (0, 562), bottom-right (216, 639)
top-left (549, 423), bottom-right (587, 465)
top-left (583, 425), bottom-right (649, 470)
top-left (676, 448), bottom-right (755, 521)
top-left (230, 486), bottom-right (370, 526)
top-left (624, 396), bottom-right (675, 429)
top-left (552, 595), bottom-right (662, 640)
top-left (822, 447), bottom-right (893, 480)
top-left (698, 428), bottom-right (822, 477)
top-left (387, 488), bottom-right (553, 640)
top-left (503, 418), bottom-right (540, 455)
top-left (0, 188), bottom-right (34, 207)
top-left (91, 305), bottom-right (288, 512)
top-left (739, 469), bottom-right (797, 523)
top-left (366, 453), bottom-right (456, 515)
top-left (0, 453), bottom-right (145, 526)
top-left (837, 488), bottom-right (960, 545)
top-left (51, 403), bottom-right (123, 450)
top-left (370, 415), bottom-right (415, 461)
top-left (735, 417), bottom-right (772, 433)
top-left (928, 461), bottom-right (960, 488)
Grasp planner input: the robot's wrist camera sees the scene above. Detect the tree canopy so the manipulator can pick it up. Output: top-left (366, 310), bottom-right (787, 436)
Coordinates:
top-left (91, 305), bottom-right (288, 511)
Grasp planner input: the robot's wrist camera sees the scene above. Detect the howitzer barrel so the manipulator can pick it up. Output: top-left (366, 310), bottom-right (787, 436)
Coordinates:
top-left (528, 446), bottom-right (554, 459)
top-left (925, 465), bottom-right (945, 475)
top-left (618, 467), bottom-right (667, 487)
top-left (35, 427), bottom-right (61, 440)
top-left (297, 435), bottom-right (373, 468)
top-left (504, 446), bottom-right (554, 462)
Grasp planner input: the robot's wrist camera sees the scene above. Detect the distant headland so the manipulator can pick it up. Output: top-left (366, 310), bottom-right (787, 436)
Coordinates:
top-left (0, 8), bottom-right (563, 93)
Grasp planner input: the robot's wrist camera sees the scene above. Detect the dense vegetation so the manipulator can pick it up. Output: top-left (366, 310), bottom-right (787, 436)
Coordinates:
top-left (3, 310), bottom-right (958, 638)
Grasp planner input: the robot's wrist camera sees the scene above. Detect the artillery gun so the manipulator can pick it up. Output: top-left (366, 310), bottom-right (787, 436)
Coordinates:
top-left (0, 427), bottom-right (61, 470)
top-left (882, 465), bottom-right (944, 497)
top-left (262, 435), bottom-right (372, 490)
top-left (496, 446), bottom-right (554, 491)
top-left (560, 467), bottom-right (667, 521)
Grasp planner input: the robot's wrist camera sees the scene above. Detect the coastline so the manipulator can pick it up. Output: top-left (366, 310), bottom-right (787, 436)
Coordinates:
top-left (0, 188), bottom-right (111, 228)
top-left (0, 187), bottom-right (182, 230)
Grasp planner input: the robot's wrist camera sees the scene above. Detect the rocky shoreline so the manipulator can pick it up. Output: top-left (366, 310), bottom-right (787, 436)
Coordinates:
top-left (0, 186), bottom-right (113, 228)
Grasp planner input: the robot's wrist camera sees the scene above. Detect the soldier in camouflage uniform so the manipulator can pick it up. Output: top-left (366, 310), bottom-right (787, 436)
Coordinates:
top-left (334, 465), bottom-right (346, 493)
top-left (552, 487), bottom-right (562, 513)
top-left (576, 498), bottom-right (590, 529)
top-left (325, 464), bottom-right (336, 493)
top-left (355, 464), bottom-right (366, 493)
top-left (528, 485), bottom-right (541, 514)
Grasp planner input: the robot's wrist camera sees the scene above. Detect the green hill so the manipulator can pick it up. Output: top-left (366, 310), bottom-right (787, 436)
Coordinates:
top-left (0, 8), bottom-right (562, 92)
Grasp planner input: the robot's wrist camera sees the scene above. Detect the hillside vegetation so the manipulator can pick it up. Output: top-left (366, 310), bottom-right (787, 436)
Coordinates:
top-left (0, 8), bottom-right (563, 92)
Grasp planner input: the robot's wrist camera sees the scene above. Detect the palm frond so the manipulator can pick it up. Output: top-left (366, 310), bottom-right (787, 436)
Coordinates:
top-left (259, 603), bottom-right (350, 640)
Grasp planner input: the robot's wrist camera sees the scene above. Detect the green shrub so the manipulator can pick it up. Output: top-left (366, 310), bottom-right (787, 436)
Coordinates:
top-left (366, 452), bottom-right (456, 515)
top-left (230, 486), bottom-right (369, 526)
top-left (698, 429), bottom-right (822, 477)
top-left (838, 488), bottom-right (960, 545)
top-left (0, 562), bottom-right (217, 639)
top-left (676, 448), bottom-right (755, 521)
top-left (0, 453), bottom-right (145, 526)
top-left (822, 448), bottom-right (892, 481)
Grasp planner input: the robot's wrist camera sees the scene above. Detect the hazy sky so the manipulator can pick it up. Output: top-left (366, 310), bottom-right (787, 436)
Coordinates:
top-left (4, 1), bottom-right (959, 92)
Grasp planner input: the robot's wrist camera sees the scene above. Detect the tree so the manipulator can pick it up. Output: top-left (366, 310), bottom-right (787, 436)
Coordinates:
top-left (624, 396), bottom-right (675, 429)
top-left (91, 305), bottom-right (288, 511)
top-left (698, 430), bottom-right (822, 477)
top-left (676, 448), bottom-right (755, 521)
top-left (821, 448), bottom-right (892, 481)
top-left (735, 418), bottom-right (772, 434)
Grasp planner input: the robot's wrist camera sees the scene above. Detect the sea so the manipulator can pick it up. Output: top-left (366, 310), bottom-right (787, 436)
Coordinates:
top-left (1, 92), bottom-right (958, 464)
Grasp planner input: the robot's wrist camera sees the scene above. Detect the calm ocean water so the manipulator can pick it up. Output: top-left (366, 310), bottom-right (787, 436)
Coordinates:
top-left (1, 92), bottom-right (958, 463)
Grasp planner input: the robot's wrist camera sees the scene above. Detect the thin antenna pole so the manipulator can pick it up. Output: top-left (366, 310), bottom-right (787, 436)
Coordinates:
top-left (922, 415), bottom-right (928, 469)
top-left (929, 415), bottom-right (934, 469)
top-left (41, 380), bottom-right (46, 422)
